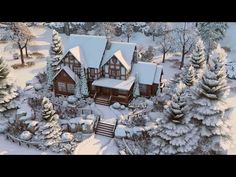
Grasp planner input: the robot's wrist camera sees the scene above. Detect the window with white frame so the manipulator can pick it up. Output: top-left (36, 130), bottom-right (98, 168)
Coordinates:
top-left (58, 82), bottom-right (66, 92)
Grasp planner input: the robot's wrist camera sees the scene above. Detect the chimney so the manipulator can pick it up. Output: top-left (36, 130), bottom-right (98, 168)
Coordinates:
top-left (106, 36), bottom-right (112, 50)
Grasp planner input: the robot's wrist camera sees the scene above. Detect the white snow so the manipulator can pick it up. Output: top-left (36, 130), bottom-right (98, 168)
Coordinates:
top-left (92, 76), bottom-right (135, 91)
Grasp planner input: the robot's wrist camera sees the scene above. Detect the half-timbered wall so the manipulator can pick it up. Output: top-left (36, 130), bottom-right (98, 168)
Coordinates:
top-left (87, 68), bottom-right (102, 80)
top-left (61, 51), bottom-right (81, 75)
top-left (102, 56), bottom-right (129, 80)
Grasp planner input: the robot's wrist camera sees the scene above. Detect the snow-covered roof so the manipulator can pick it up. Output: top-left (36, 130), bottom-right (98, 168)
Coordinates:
top-left (92, 77), bottom-right (135, 91)
top-left (64, 34), bottom-right (108, 69)
top-left (69, 46), bottom-right (88, 68)
top-left (154, 65), bottom-right (163, 84)
top-left (53, 65), bottom-right (78, 82)
top-left (132, 62), bottom-right (163, 85)
top-left (101, 41), bottom-right (136, 71)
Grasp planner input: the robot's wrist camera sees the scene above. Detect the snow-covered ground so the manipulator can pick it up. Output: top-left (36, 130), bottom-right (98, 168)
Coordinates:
top-left (0, 135), bottom-right (56, 155)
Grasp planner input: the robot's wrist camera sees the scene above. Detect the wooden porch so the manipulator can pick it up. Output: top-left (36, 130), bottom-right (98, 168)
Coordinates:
top-left (94, 87), bottom-right (133, 106)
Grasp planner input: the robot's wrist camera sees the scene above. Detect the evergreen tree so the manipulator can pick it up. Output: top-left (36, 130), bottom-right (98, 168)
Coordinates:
top-left (51, 30), bottom-right (63, 56)
top-left (74, 76), bottom-right (82, 99)
top-left (0, 57), bottom-right (19, 113)
top-left (51, 55), bottom-right (61, 74)
top-left (153, 82), bottom-right (200, 154)
top-left (34, 97), bottom-right (62, 147)
top-left (47, 59), bottom-right (53, 88)
top-left (197, 22), bottom-right (228, 61)
top-left (80, 67), bottom-right (89, 97)
top-left (191, 45), bottom-right (231, 154)
top-left (191, 38), bottom-right (206, 78)
top-left (182, 65), bottom-right (195, 87)
top-left (133, 73), bottom-right (140, 98)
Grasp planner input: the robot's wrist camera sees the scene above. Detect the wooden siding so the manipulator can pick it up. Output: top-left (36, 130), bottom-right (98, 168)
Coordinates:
top-left (61, 51), bottom-right (81, 76)
top-left (53, 70), bottom-right (75, 96)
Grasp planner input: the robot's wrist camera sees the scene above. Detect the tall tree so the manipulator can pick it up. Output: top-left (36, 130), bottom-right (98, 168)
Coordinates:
top-left (182, 65), bottom-right (195, 87)
top-left (74, 76), bottom-right (82, 99)
top-left (51, 55), bottom-right (61, 74)
top-left (80, 67), bottom-right (89, 97)
top-left (147, 22), bottom-right (159, 41)
top-left (122, 23), bottom-right (134, 43)
top-left (191, 38), bottom-right (206, 78)
top-left (153, 82), bottom-right (200, 154)
top-left (158, 23), bottom-right (174, 63)
top-left (197, 22), bottom-right (228, 62)
top-left (191, 45), bottom-right (231, 154)
top-left (133, 73), bottom-right (140, 98)
top-left (51, 30), bottom-right (63, 56)
top-left (0, 58), bottom-right (19, 113)
top-left (176, 23), bottom-right (197, 69)
top-left (34, 97), bottom-right (62, 147)
top-left (7, 23), bottom-right (34, 65)
top-left (47, 59), bottom-right (54, 88)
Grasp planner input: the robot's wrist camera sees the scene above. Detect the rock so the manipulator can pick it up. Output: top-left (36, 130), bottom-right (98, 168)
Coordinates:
top-left (145, 99), bottom-right (154, 107)
top-left (61, 132), bottom-right (74, 142)
top-left (67, 96), bottom-right (77, 104)
top-left (81, 119), bottom-right (94, 133)
top-left (112, 102), bottom-right (120, 109)
top-left (0, 124), bottom-right (8, 133)
top-left (34, 83), bottom-right (43, 91)
top-left (20, 131), bottom-right (32, 141)
top-left (115, 125), bottom-right (127, 138)
top-left (86, 114), bottom-right (96, 121)
top-left (68, 123), bottom-right (77, 133)
top-left (62, 101), bottom-right (68, 107)
top-left (26, 120), bottom-right (39, 133)
top-left (120, 105), bottom-right (126, 110)
top-left (74, 132), bottom-right (83, 142)
top-left (132, 126), bottom-right (145, 136)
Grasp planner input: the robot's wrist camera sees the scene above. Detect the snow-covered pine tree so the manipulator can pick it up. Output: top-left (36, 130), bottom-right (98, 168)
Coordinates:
top-left (153, 82), bottom-right (200, 155)
top-left (51, 55), bottom-right (61, 74)
top-left (133, 73), bottom-right (140, 98)
top-left (80, 67), bottom-right (89, 97)
top-left (191, 45), bottom-right (231, 154)
top-left (74, 76), bottom-right (82, 99)
top-left (51, 30), bottom-right (63, 56)
top-left (47, 59), bottom-right (54, 88)
top-left (34, 97), bottom-right (62, 148)
top-left (191, 38), bottom-right (206, 78)
top-left (182, 65), bottom-right (195, 87)
top-left (0, 57), bottom-right (19, 113)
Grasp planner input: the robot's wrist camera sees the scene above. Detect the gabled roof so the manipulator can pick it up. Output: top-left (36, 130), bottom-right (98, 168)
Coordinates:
top-left (101, 41), bottom-right (136, 71)
top-left (63, 34), bottom-right (108, 69)
top-left (92, 76), bottom-right (135, 91)
top-left (53, 65), bottom-right (78, 82)
top-left (132, 62), bottom-right (163, 85)
top-left (69, 46), bottom-right (88, 68)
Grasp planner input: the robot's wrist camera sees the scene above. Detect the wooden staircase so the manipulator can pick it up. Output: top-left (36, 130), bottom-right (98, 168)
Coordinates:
top-left (95, 120), bottom-right (117, 138)
top-left (94, 95), bottom-right (111, 106)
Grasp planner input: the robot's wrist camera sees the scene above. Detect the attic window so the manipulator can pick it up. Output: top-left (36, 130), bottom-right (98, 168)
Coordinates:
top-left (112, 57), bottom-right (117, 64)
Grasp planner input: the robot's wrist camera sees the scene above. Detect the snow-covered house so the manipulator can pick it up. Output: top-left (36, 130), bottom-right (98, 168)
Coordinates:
top-left (52, 34), bottom-right (163, 105)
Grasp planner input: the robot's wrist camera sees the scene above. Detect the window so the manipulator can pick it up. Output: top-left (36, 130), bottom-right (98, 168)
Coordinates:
top-left (58, 82), bottom-right (66, 92)
top-left (67, 83), bottom-right (75, 94)
top-left (90, 68), bottom-right (95, 77)
top-left (73, 66), bottom-right (80, 75)
top-left (110, 69), bottom-right (120, 78)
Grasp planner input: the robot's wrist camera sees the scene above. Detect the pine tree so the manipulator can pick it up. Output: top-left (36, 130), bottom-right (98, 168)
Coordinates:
top-left (0, 57), bottom-right (19, 113)
top-left (34, 97), bottom-right (62, 147)
top-left (80, 67), bottom-right (89, 97)
top-left (47, 59), bottom-right (53, 88)
top-left (51, 55), bottom-right (61, 74)
top-left (191, 39), bottom-right (206, 78)
top-left (133, 73), bottom-right (140, 98)
top-left (74, 76), bottom-right (82, 99)
top-left (197, 22), bottom-right (228, 61)
top-left (153, 82), bottom-right (200, 154)
top-left (191, 45), bottom-right (231, 154)
top-left (182, 65), bottom-right (195, 87)
top-left (51, 30), bottom-right (63, 56)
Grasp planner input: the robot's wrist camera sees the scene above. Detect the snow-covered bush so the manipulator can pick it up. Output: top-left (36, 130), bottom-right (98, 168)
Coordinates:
top-left (112, 102), bottom-right (121, 109)
top-left (50, 30), bottom-right (63, 56)
top-left (182, 65), bottom-right (195, 87)
top-left (19, 131), bottom-right (32, 141)
top-left (67, 95), bottom-right (78, 104)
top-left (227, 62), bottom-right (236, 79)
top-left (61, 132), bottom-right (74, 142)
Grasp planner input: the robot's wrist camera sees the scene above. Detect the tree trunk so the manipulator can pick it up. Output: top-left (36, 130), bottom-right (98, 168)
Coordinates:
top-left (127, 35), bottom-right (130, 43)
top-left (19, 47), bottom-right (24, 65)
top-left (180, 46), bottom-right (185, 69)
top-left (162, 52), bottom-right (166, 63)
top-left (25, 45), bottom-right (28, 58)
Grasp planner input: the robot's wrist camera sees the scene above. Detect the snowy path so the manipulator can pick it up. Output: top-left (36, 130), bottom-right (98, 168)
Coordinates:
top-left (73, 104), bottom-right (119, 155)
top-left (0, 135), bottom-right (57, 155)
top-left (73, 134), bottom-right (119, 155)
